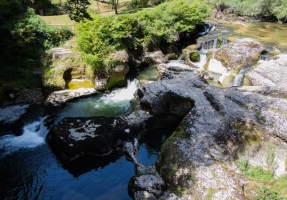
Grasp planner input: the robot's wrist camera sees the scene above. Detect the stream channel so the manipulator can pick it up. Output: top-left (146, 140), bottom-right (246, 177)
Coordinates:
top-left (0, 70), bottom-right (168, 199)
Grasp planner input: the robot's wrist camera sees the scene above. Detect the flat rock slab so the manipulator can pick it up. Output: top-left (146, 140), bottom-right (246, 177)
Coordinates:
top-left (45, 88), bottom-right (98, 114)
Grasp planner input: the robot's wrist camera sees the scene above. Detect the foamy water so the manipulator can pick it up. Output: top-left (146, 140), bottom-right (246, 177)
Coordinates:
top-left (0, 117), bottom-right (48, 158)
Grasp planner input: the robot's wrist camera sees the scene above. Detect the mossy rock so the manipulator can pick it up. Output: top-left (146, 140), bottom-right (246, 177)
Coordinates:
top-left (42, 47), bottom-right (91, 97)
top-left (190, 52), bottom-right (200, 62)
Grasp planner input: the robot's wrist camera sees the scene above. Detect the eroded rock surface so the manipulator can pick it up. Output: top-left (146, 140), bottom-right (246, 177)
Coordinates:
top-left (138, 69), bottom-right (287, 199)
top-left (245, 54), bottom-right (287, 88)
top-left (214, 38), bottom-right (265, 70)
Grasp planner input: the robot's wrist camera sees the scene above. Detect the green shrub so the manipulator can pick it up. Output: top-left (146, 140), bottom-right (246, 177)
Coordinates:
top-left (130, 0), bottom-right (149, 8)
top-left (0, 6), bottom-right (73, 98)
top-left (76, 0), bottom-right (210, 72)
top-left (207, 0), bottom-right (287, 21)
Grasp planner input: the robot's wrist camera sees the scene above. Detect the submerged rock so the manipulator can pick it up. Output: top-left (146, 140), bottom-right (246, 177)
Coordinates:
top-left (138, 69), bottom-right (287, 199)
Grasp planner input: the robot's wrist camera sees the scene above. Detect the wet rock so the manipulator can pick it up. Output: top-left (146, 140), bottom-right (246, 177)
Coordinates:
top-left (129, 164), bottom-right (166, 199)
top-left (47, 117), bottom-right (129, 164)
top-left (0, 103), bottom-right (44, 136)
top-left (245, 54), bottom-right (287, 88)
top-left (138, 69), bottom-right (287, 199)
top-left (0, 104), bottom-right (30, 124)
top-left (44, 88), bottom-right (98, 114)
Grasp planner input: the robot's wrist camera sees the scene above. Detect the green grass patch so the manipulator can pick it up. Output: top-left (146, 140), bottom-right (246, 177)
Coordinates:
top-left (40, 14), bottom-right (74, 25)
top-left (236, 158), bottom-right (274, 181)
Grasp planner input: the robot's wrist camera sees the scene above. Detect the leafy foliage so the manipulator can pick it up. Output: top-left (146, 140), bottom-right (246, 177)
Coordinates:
top-left (66, 0), bottom-right (92, 22)
top-left (207, 0), bottom-right (287, 21)
top-left (0, 2), bottom-right (73, 100)
top-left (76, 0), bottom-right (210, 71)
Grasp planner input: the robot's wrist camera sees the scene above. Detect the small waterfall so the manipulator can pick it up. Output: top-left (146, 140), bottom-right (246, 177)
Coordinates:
top-left (177, 54), bottom-right (183, 61)
top-left (194, 50), bottom-right (207, 69)
top-left (0, 117), bottom-right (49, 158)
top-left (222, 38), bottom-right (228, 46)
top-left (259, 54), bottom-right (271, 61)
top-left (57, 79), bottom-right (140, 122)
top-left (201, 38), bottom-right (218, 50)
top-left (232, 66), bottom-right (250, 87)
top-left (213, 38), bottom-right (218, 49)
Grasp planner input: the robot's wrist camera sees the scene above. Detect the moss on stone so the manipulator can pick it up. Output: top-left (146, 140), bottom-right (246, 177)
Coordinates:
top-left (67, 80), bottom-right (94, 90)
top-left (106, 71), bottom-right (127, 90)
top-left (158, 125), bottom-right (192, 196)
top-left (206, 188), bottom-right (216, 200)
top-left (233, 120), bottom-right (262, 144)
top-left (271, 108), bottom-right (287, 115)
top-left (190, 52), bottom-right (200, 62)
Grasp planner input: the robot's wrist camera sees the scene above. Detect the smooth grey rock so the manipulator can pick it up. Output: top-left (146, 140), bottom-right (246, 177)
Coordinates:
top-left (143, 50), bottom-right (168, 65)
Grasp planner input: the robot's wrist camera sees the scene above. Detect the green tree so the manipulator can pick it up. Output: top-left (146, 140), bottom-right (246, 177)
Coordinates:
top-left (66, 0), bottom-right (92, 22)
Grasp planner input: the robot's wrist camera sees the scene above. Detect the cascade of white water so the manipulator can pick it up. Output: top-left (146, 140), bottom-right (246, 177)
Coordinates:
top-left (57, 79), bottom-right (140, 121)
top-left (222, 38), bottom-right (228, 46)
top-left (177, 54), bottom-right (183, 61)
top-left (232, 66), bottom-right (250, 86)
top-left (0, 117), bottom-right (49, 158)
top-left (194, 50), bottom-right (207, 69)
top-left (213, 38), bottom-right (218, 49)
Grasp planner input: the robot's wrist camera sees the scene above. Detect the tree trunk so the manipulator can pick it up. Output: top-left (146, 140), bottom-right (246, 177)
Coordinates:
top-left (114, 0), bottom-right (118, 14)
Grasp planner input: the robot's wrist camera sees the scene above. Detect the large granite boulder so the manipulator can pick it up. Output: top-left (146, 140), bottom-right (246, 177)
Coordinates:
top-left (245, 54), bottom-right (287, 87)
top-left (138, 69), bottom-right (287, 199)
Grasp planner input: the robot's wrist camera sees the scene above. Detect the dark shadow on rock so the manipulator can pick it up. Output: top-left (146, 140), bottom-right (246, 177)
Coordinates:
top-left (63, 150), bottom-right (124, 178)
